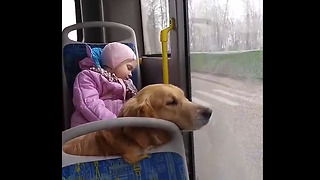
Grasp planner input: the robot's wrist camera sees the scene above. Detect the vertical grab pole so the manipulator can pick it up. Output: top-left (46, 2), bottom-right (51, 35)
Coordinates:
top-left (160, 18), bottom-right (175, 84)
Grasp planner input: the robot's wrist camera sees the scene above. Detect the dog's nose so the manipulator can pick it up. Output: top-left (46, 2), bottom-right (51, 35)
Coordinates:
top-left (201, 107), bottom-right (212, 120)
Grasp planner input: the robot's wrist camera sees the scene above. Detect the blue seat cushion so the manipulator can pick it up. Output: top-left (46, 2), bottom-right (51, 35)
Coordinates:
top-left (62, 152), bottom-right (187, 180)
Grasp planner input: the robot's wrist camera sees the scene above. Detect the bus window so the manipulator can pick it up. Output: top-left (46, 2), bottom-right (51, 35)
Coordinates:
top-left (140, 0), bottom-right (170, 55)
top-left (62, 0), bottom-right (77, 41)
top-left (188, 0), bottom-right (263, 179)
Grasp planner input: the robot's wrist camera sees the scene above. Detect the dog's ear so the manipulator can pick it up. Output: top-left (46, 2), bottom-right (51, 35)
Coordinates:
top-left (118, 97), bottom-right (155, 117)
top-left (138, 100), bottom-right (155, 117)
top-left (118, 98), bottom-right (137, 117)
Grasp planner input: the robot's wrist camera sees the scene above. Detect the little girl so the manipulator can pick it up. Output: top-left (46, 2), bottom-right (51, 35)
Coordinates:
top-left (70, 42), bottom-right (138, 128)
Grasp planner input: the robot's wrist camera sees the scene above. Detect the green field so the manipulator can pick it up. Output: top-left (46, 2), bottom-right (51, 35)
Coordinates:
top-left (190, 50), bottom-right (263, 80)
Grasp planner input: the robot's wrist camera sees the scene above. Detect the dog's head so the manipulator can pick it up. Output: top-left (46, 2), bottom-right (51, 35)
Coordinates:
top-left (119, 84), bottom-right (212, 131)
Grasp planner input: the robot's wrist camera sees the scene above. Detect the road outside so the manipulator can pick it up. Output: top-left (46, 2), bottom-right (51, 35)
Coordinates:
top-left (191, 72), bottom-right (263, 180)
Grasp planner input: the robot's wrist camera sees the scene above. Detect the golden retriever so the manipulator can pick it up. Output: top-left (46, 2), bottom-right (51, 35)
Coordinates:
top-left (63, 84), bottom-right (212, 164)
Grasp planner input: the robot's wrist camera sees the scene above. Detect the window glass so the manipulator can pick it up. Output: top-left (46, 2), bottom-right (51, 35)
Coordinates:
top-left (62, 0), bottom-right (77, 41)
top-left (188, 0), bottom-right (263, 179)
top-left (140, 0), bottom-right (170, 54)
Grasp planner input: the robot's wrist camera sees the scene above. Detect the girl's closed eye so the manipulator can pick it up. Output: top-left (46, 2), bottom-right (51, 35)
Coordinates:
top-left (127, 65), bottom-right (133, 71)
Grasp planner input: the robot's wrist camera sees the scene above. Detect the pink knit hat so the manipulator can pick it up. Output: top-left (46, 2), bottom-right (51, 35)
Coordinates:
top-left (100, 42), bottom-right (137, 69)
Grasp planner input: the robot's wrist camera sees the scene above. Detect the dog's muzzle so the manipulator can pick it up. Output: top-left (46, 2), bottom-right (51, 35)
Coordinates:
top-left (190, 107), bottom-right (212, 130)
top-left (200, 108), bottom-right (212, 122)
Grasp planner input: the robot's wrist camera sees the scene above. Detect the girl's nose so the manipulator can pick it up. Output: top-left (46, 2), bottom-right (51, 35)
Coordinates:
top-left (128, 72), bottom-right (132, 77)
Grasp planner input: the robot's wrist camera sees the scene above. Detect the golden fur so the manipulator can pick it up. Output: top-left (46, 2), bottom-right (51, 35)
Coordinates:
top-left (63, 84), bottom-right (212, 163)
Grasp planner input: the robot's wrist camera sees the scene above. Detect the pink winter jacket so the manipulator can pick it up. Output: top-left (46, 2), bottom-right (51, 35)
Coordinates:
top-left (70, 57), bottom-right (129, 128)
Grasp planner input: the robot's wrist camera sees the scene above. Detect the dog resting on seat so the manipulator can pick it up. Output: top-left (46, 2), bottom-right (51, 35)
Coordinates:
top-left (63, 84), bottom-right (212, 164)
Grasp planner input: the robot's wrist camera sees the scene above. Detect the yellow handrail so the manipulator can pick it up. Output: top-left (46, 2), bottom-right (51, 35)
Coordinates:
top-left (160, 18), bottom-right (175, 84)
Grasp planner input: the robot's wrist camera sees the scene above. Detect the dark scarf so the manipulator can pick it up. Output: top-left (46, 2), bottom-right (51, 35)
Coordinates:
top-left (89, 67), bottom-right (137, 100)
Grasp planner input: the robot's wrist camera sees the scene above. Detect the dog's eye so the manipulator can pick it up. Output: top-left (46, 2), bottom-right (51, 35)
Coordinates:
top-left (166, 98), bottom-right (178, 106)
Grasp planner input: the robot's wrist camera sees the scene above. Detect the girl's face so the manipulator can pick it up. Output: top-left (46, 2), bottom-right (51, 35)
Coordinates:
top-left (109, 59), bottom-right (137, 80)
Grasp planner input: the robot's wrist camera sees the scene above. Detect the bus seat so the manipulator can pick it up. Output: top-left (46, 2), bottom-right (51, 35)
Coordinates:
top-left (62, 21), bottom-right (141, 130)
top-left (62, 22), bottom-right (190, 180)
top-left (62, 117), bottom-right (190, 180)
